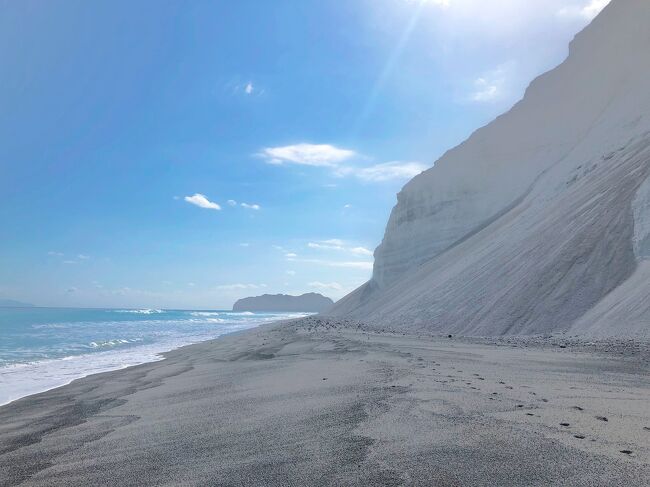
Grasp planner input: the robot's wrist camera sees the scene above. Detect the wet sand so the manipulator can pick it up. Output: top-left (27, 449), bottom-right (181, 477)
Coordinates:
top-left (1, 318), bottom-right (649, 486)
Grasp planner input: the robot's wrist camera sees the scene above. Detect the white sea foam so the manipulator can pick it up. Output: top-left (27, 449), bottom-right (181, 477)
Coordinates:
top-left (0, 310), bottom-right (312, 406)
top-left (0, 321), bottom-right (261, 406)
top-left (113, 309), bottom-right (164, 314)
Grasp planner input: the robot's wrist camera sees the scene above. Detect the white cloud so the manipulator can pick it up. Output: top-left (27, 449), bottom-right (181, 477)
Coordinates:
top-left (259, 143), bottom-right (356, 167)
top-left (469, 63), bottom-right (514, 103)
top-left (307, 240), bottom-right (374, 258)
top-left (338, 161), bottom-right (427, 182)
top-left (286, 270), bottom-right (296, 276)
top-left (404, 0), bottom-right (449, 7)
top-left (227, 199), bottom-right (237, 206)
top-left (216, 283), bottom-right (264, 290)
top-left (343, 204), bottom-right (352, 209)
top-left (260, 143), bottom-right (425, 183)
top-left (48, 251), bottom-right (64, 257)
top-left (184, 193), bottom-right (221, 211)
top-left (285, 252), bottom-right (298, 258)
top-left (350, 247), bottom-right (373, 256)
top-left (322, 239), bottom-right (344, 246)
top-left (308, 241), bottom-right (344, 251)
top-left (240, 243), bottom-right (250, 247)
top-left (77, 254), bottom-right (90, 260)
top-left (557, 0), bottom-right (610, 20)
top-left (308, 281), bottom-right (344, 291)
top-left (245, 82), bottom-right (254, 95)
top-left (63, 260), bottom-right (78, 265)
top-left (241, 202), bottom-right (261, 210)
top-left (286, 256), bottom-right (373, 271)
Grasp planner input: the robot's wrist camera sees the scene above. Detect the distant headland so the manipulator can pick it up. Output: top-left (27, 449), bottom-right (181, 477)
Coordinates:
top-left (232, 293), bottom-right (334, 313)
top-left (0, 299), bottom-right (34, 308)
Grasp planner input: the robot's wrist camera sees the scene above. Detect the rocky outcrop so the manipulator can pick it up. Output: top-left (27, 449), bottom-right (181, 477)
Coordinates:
top-left (329, 0), bottom-right (650, 337)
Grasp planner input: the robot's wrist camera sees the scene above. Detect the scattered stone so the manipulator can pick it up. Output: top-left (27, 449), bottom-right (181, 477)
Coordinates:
top-left (574, 435), bottom-right (586, 439)
top-left (596, 416), bottom-right (608, 422)
top-left (560, 423), bottom-right (570, 427)
top-left (620, 450), bottom-right (633, 455)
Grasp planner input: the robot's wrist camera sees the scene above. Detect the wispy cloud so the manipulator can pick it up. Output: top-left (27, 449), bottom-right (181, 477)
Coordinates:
top-left (350, 247), bottom-right (373, 257)
top-left (48, 251), bottom-right (64, 257)
top-left (227, 199), bottom-right (237, 206)
top-left (308, 281), bottom-right (343, 291)
top-left (260, 143), bottom-right (426, 183)
top-left (184, 193), bottom-right (221, 211)
top-left (469, 63), bottom-right (515, 103)
top-left (286, 270), bottom-right (296, 276)
top-left (286, 255), bottom-right (373, 271)
top-left (77, 254), bottom-right (90, 260)
top-left (337, 161), bottom-right (427, 182)
top-left (258, 143), bottom-right (356, 167)
top-left (241, 202), bottom-right (261, 210)
top-left (307, 240), bottom-right (344, 251)
top-left (216, 283), bottom-right (267, 290)
top-left (557, 0), bottom-right (610, 20)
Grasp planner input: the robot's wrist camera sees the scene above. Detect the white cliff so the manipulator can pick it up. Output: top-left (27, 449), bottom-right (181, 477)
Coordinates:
top-left (329, 0), bottom-right (650, 337)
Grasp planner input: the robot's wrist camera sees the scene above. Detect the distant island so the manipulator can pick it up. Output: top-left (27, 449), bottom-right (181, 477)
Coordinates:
top-left (233, 293), bottom-right (334, 312)
top-left (0, 298), bottom-right (34, 308)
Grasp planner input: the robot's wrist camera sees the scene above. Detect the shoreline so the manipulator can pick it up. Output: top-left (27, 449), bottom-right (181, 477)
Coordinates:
top-left (2, 318), bottom-right (648, 486)
top-left (0, 318), bottom-right (278, 408)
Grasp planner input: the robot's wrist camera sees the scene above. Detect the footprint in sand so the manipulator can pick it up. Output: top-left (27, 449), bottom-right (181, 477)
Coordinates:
top-left (572, 406), bottom-right (584, 411)
top-left (596, 416), bottom-right (608, 422)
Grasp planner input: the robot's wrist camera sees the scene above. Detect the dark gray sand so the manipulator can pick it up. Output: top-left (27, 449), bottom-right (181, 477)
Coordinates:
top-left (1, 318), bottom-right (649, 486)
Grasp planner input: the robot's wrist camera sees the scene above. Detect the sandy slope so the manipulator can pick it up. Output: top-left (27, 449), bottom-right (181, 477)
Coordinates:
top-left (1, 320), bottom-right (648, 486)
top-left (329, 0), bottom-right (650, 337)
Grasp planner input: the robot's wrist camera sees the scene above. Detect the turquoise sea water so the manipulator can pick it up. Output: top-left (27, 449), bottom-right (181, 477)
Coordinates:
top-left (0, 307), bottom-right (306, 405)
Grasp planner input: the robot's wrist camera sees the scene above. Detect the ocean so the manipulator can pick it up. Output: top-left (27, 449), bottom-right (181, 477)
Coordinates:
top-left (0, 307), bottom-right (307, 405)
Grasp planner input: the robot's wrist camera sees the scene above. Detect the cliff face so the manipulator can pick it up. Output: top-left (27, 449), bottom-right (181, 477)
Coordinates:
top-left (233, 293), bottom-right (334, 313)
top-left (329, 0), bottom-right (650, 337)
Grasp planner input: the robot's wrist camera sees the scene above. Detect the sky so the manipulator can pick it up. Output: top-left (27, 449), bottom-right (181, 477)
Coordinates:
top-left (0, 0), bottom-right (610, 309)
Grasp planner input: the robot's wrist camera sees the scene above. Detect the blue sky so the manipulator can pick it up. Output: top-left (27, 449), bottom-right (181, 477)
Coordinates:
top-left (0, 0), bottom-right (608, 309)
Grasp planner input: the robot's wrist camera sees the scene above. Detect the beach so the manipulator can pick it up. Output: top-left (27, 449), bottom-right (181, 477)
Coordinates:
top-left (1, 317), bottom-right (649, 486)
